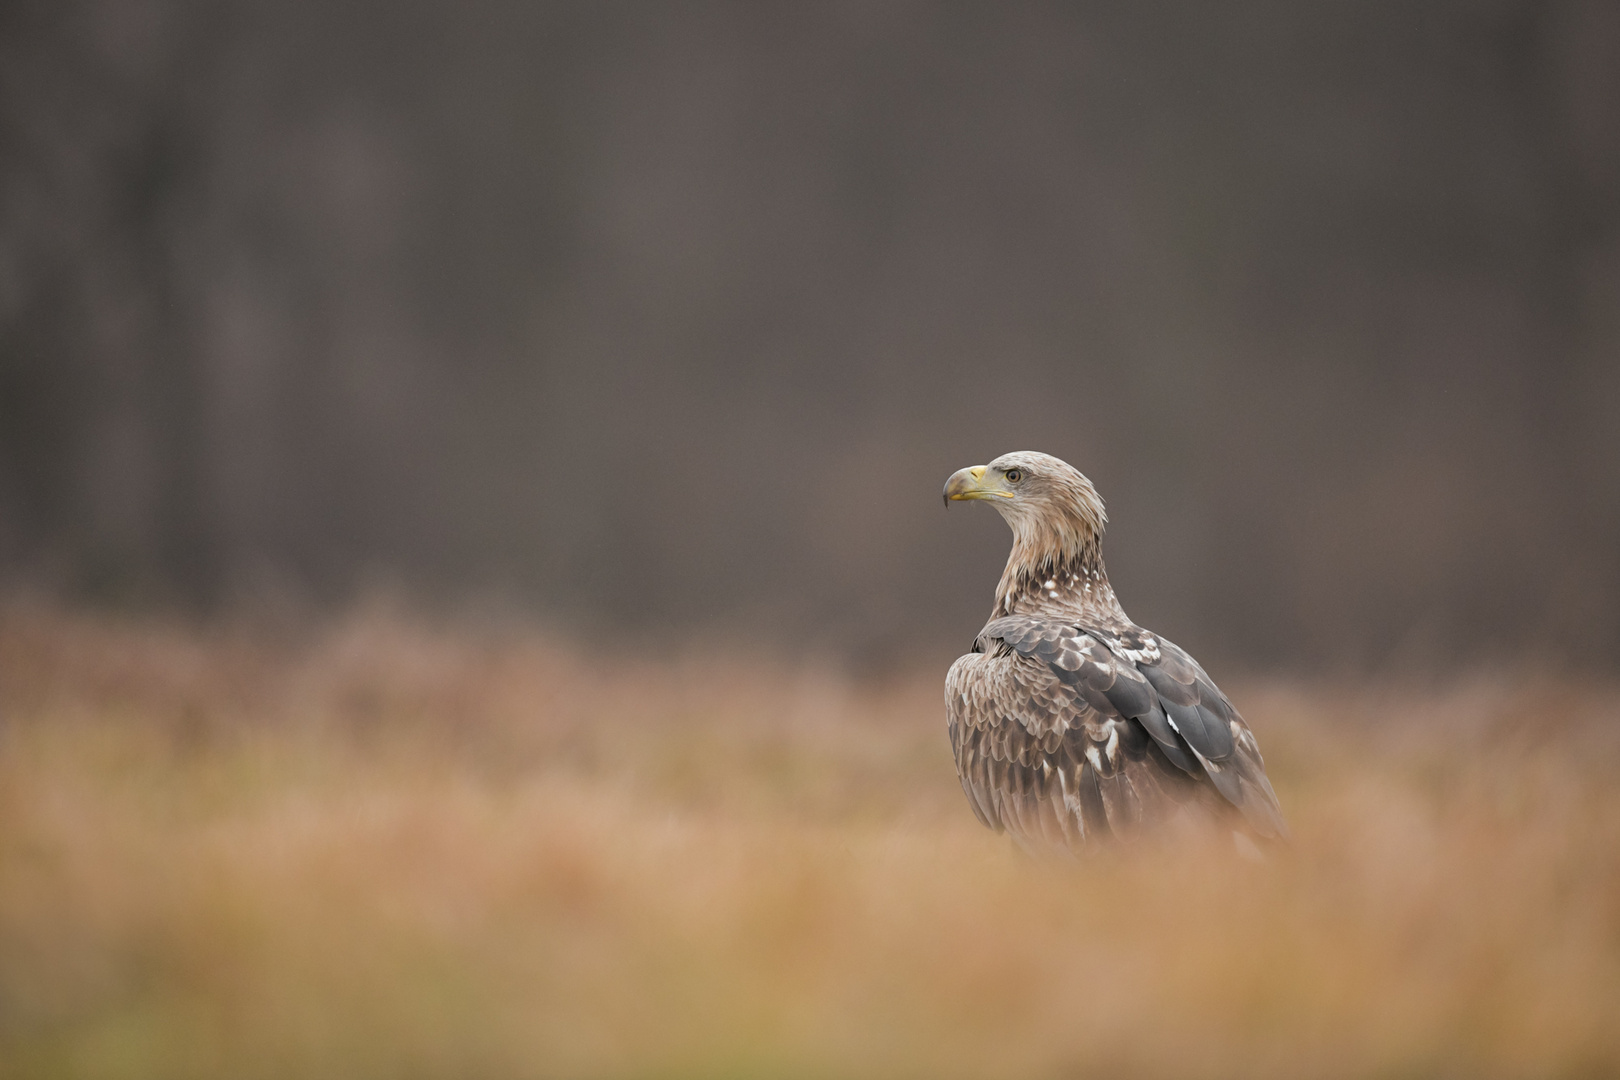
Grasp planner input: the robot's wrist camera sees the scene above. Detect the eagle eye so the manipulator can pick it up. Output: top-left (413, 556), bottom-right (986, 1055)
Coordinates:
top-left (1004, 468), bottom-right (1024, 483)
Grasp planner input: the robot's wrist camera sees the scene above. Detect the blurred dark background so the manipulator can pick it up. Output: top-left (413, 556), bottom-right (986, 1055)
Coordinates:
top-left (2, 0), bottom-right (1617, 672)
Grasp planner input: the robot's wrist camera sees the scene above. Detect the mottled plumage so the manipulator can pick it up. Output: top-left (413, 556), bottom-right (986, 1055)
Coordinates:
top-left (943, 451), bottom-right (1285, 850)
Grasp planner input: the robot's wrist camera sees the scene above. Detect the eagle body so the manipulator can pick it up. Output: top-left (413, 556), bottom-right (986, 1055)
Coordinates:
top-left (943, 452), bottom-right (1285, 850)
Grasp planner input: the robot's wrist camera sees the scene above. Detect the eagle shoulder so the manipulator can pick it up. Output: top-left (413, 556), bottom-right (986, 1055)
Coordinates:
top-left (945, 630), bottom-right (1202, 848)
top-left (947, 616), bottom-right (1285, 846)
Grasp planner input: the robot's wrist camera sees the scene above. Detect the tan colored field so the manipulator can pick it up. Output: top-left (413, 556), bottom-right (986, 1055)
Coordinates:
top-left (2, 601), bottom-right (1617, 1080)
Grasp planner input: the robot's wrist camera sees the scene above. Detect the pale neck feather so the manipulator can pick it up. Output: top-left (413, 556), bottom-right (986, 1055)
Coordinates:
top-left (993, 510), bottom-right (1128, 626)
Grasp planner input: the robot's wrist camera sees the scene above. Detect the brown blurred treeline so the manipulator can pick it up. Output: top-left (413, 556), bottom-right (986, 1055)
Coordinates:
top-left (2, 0), bottom-right (1618, 671)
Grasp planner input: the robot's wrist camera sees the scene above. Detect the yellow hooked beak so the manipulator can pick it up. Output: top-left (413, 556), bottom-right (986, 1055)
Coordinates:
top-left (943, 465), bottom-right (1014, 506)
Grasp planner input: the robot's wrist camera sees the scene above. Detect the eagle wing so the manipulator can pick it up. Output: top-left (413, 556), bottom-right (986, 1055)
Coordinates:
top-left (945, 616), bottom-right (1285, 848)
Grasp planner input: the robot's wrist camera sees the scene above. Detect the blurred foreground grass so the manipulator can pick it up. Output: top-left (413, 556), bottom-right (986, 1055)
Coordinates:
top-left (2, 601), bottom-right (1619, 1080)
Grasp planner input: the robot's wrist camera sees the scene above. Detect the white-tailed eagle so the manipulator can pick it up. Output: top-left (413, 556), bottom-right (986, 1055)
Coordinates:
top-left (943, 451), bottom-right (1285, 850)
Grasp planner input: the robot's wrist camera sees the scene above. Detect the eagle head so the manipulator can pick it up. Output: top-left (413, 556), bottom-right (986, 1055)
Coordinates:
top-left (943, 451), bottom-right (1107, 559)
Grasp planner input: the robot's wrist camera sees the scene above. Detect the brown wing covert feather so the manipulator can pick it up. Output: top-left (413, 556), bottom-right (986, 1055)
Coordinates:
top-left (946, 617), bottom-right (1286, 847)
top-left (945, 645), bottom-right (1203, 849)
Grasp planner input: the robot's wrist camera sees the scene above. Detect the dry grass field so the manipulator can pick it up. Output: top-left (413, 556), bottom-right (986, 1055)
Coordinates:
top-left (2, 600), bottom-right (1618, 1080)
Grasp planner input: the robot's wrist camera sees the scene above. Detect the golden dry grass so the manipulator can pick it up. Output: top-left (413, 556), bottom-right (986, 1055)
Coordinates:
top-left (2, 601), bottom-right (1619, 1080)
